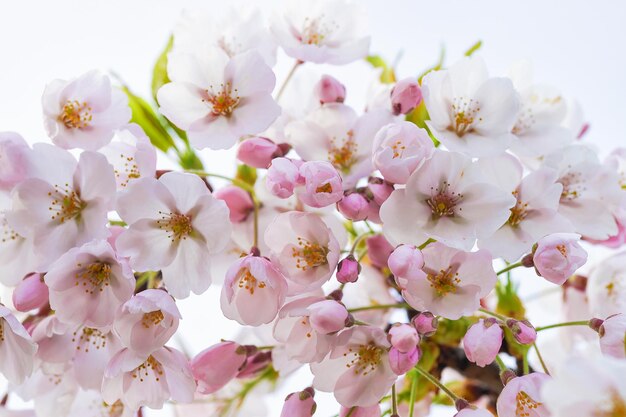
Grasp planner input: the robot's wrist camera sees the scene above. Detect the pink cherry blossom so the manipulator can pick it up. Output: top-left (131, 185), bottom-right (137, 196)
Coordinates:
top-left (266, 157), bottom-right (303, 198)
top-left (497, 373), bottom-right (551, 417)
top-left (220, 254), bottom-right (288, 326)
top-left (337, 193), bottom-right (370, 221)
top-left (388, 244), bottom-right (425, 280)
top-left (280, 388), bottom-right (316, 417)
top-left (390, 78), bottom-right (422, 116)
top-left (158, 48), bottom-right (280, 150)
top-left (236, 137), bottom-right (283, 169)
top-left (455, 407), bottom-right (495, 417)
top-left (388, 323), bottom-right (419, 353)
top-left (214, 185), bottom-right (255, 223)
top-left (102, 346), bottom-right (195, 411)
top-left (116, 171), bottom-right (231, 298)
top-left (372, 121), bottom-right (434, 184)
top-left (311, 326), bottom-right (396, 407)
top-left (365, 234), bottom-right (394, 270)
top-left (265, 211), bottom-right (340, 294)
top-left (0, 212), bottom-right (37, 287)
top-left (587, 251), bottom-right (626, 318)
top-left (463, 319), bottom-right (503, 367)
top-left (598, 313), bottom-right (626, 358)
top-left (412, 311), bottom-right (439, 337)
top-left (380, 150), bottom-right (516, 250)
top-left (42, 70), bottom-right (131, 151)
top-left (315, 75), bottom-right (346, 104)
top-left (397, 242), bottom-right (497, 320)
top-left (336, 255), bottom-right (361, 284)
top-left (297, 161), bottom-right (343, 208)
top-left (12, 274), bottom-right (49, 312)
top-left (190, 341), bottom-right (247, 394)
top-left (0, 305), bottom-right (37, 385)
top-left (388, 346), bottom-right (420, 375)
top-left (533, 233), bottom-right (587, 285)
top-left (339, 405), bottom-right (380, 417)
top-left (308, 299), bottom-right (348, 335)
top-left (44, 240), bottom-right (134, 328)
top-left (507, 319), bottom-right (537, 345)
top-left (0, 132), bottom-right (30, 192)
top-left (114, 289), bottom-right (181, 356)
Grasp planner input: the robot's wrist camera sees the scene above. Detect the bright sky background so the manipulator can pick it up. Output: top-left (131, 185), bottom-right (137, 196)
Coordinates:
top-left (1, 1), bottom-right (625, 416)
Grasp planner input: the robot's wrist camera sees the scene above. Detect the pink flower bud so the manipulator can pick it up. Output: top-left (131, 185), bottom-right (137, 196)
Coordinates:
top-left (412, 311), bottom-right (439, 337)
top-left (533, 233), bottom-right (588, 285)
top-left (266, 157), bottom-right (302, 198)
top-left (314, 75), bottom-right (346, 104)
top-left (237, 351), bottom-right (272, 378)
top-left (390, 77), bottom-right (422, 115)
top-left (463, 318), bottom-right (503, 367)
top-left (236, 137), bottom-right (282, 168)
top-left (365, 235), bottom-right (394, 269)
top-left (389, 345), bottom-right (421, 375)
top-left (337, 193), bottom-right (370, 221)
top-left (336, 255), bottom-right (361, 284)
top-left (598, 313), bottom-right (626, 358)
top-left (340, 405), bottom-right (381, 417)
top-left (367, 177), bottom-right (395, 205)
top-left (214, 185), bottom-right (255, 223)
top-left (12, 274), bottom-right (49, 312)
top-left (388, 323), bottom-right (420, 353)
top-left (455, 407), bottom-right (495, 417)
top-left (280, 388), bottom-right (316, 417)
top-left (388, 244), bottom-right (424, 280)
top-left (507, 319), bottom-right (537, 345)
top-left (191, 341), bottom-right (247, 394)
top-left (298, 161), bottom-right (343, 208)
top-left (308, 299), bottom-right (349, 334)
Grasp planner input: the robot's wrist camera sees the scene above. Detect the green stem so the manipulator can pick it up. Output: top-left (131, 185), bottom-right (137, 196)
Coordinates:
top-left (478, 308), bottom-right (508, 321)
top-left (408, 375), bottom-right (418, 417)
top-left (418, 238), bottom-right (435, 250)
top-left (391, 384), bottom-right (398, 416)
top-left (414, 366), bottom-right (460, 402)
top-left (535, 320), bottom-right (589, 332)
top-left (522, 348), bottom-right (530, 375)
top-left (345, 407), bottom-right (356, 417)
top-left (533, 343), bottom-right (550, 375)
top-left (496, 262), bottom-right (523, 276)
top-left (108, 219), bottom-right (127, 227)
top-left (276, 60), bottom-right (302, 102)
top-left (347, 303), bottom-right (410, 313)
top-left (494, 355), bottom-right (508, 372)
top-left (255, 345), bottom-right (274, 351)
top-left (349, 232), bottom-right (375, 256)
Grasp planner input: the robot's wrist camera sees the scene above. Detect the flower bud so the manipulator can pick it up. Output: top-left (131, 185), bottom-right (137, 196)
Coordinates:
top-left (463, 318), bottom-right (503, 367)
top-left (308, 299), bottom-right (349, 334)
top-left (298, 161), bottom-right (343, 208)
top-left (455, 407), bottom-right (495, 417)
top-left (266, 157), bottom-right (302, 198)
top-left (190, 341), bottom-right (248, 394)
top-left (389, 345), bottom-right (421, 375)
top-left (598, 313), bottom-right (626, 358)
top-left (314, 75), bottom-right (346, 104)
top-left (12, 274), bottom-right (49, 312)
top-left (506, 319), bottom-right (537, 345)
top-left (533, 233), bottom-right (588, 285)
top-left (237, 351), bottom-right (272, 378)
top-left (367, 177), bottom-right (394, 205)
top-left (388, 244), bottom-right (424, 280)
top-left (280, 388), bottom-right (316, 417)
top-left (390, 77), bottom-right (422, 115)
top-left (411, 311), bottom-right (439, 337)
top-left (336, 255), bottom-right (361, 284)
top-left (340, 405), bottom-right (380, 417)
top-left (236, 137), bottom-right (282, 168)
top-left (214, 185), bottom-right (254, 223)
top-left (337, 192), bottom-right (370, 221)
top-left (388, 323), bottom-right (420, 353)
top-left (365, 236), bottom-right (393, 270)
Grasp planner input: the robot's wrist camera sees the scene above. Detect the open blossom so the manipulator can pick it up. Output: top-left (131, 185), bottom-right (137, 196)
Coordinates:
top-left (0, 132), bottom-right (30, 192)
top-left (285, 104), bottom-right (392, 188)
top-left (0, 212), bottom-right (37, 287)
top-left (372, 121), bottom-right (434, 184)
top-left (7, 145), bottom-right (116, 270)
top-left (598, 314), bottom-right (626, 358)
top-left (0, 305), bottom-right (37, 385)
top-left (542, 355), bottom-right (626, 417)
top-left (381, 150), bottom-right (516, 250)
top-left (191, 341), bottom-right (248, 394)
top-left (158, 48), bottom-right (280, 150)
top-left (270, 0), bottom-right (370, 65)
top-left (311, 326), bottom-right (396, 407)
top-left (265, 211), bottom-right (341, 294)
top-left (297, 161), bottom-right (343, 208)
top-left (396, 242), bottom-right (497, 320)
top-left (422, 56), bottom-right (519, 157)
top-left (266, 157), bottom-right (302, 198)
top-left (220, 254), bottom-right (288, 326)
top-left (497, 373), bottom-right (551, 417)
top-left (114, 289), bottom-right (181, 356)
top-left (477, 154), bottom-right (572, 262)
top-left (532, 233), bottom-right (587, 285)
top-left (116, 171), bottom-right (231, 298)
top-left (102, 346), bottom-right (195, 411)
top-left (463, 319), bottom-right (503, 367)
top-left (587, 251), bottom-right (626, 318)
top-left (42, 70), bottom-right (131, 150)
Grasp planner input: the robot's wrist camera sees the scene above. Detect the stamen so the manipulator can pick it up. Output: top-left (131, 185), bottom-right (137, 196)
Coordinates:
top-left (315, 183), bottom-right (333, 193)
top-left (292, 237), bottom-right (329, 271)
top-left (328, 130), bottom-right (358, 173)
top-left (515, 390), bottom-right (542, 417)
top-left (391, 140), bottom-right (407, 159)
top-left (450, 97), bottom-right (482, 137)
top-left (72, 327), bottom-right (107, 352)
top-left (1, 216), bottom-right (19, 243)
top-left (157, 212), bottom-right (193, 242)
top-left (114, 153), bottom-right (140, 187)
top-left (559, 171), bottom-right (584, 201)
top-left (299, 15), bottom-right (338, 45)
top-left (104, 400), bottom-right (125, 417)
top-left (0, 319), bottom-right (5, 342)
top-left (75, 262), bottom-right (112, 294)
top-left (59, 100), bottom-right (92, 129)
top-left (142, 311), bottom-right (165, 328)
top-left (508, 190), bottom-right (529, 227)
top-left (238, 268), bottom-right (266, 295)
top-left (131, 355), bottom-right (164, 382)
top-left (594, 390), bottom-right (626, 417)
top-left (48, 183), bottom-right (85, 224)
top-left (426, 182), bottom-right (463, 218)
top-left (203, 82), bottom-right (240, 116)
top-left (426, 266), bottom-right (461, 297)
top-left (343, 343), bottom-right (383, 376)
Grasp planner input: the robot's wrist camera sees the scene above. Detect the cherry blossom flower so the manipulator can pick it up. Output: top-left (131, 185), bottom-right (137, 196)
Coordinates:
top-left (598, 313), bottom-right (626, 358)
top-left (421, 56), bottom-right (519, 157)
top-left (587, 251), bottom-right (626, 318)
top-left (336, 255), bottom-right (361, 283)
top-left (7, 145), bottom-right (116, 270)
top-left (497, 373), bottom-right (551, 417)
top-left (311, 326), bottom-right (396, 407)
top-left (337, 193), bottom-right (370, 221)
top-left (114, 289), bottom-right (181, 356)
top-left (390, 78), bottom-right (422, 115)
top-left (0, 132), bottom-right (30, 192)
top-left (380, 150), bottom-right (516, 250)
top-left (266, 157), bottom-right (303, 198)
top-left (532, 233), bottom-right (587, 285)
top-left (0, 212), bottom-right (37, 286)
top-left (396, 242), bottom-right (497, 320)
top-left (116, 171), bottom-right (231, 298)
top-left (190, 341), bottom-right (248, 394)
top-left (264, 211), bottom-right (340, 294)
top-left (214, 185), bottom-right (255, 223)
top-left (42, 70), bottom-right (131, 151)
top-left (236, 137), bottom-right (284, 169)
top-left (158, 48), bottom-right (280, 150)
top-left (0, 305), bottom-right (37, 385)
top-left (412, 311), bottom-right (439, 337)
top-left (280, 388), bottom-right (316, 417)
top-left (220, 254), bottom-right (288, 326)
top-left (102, 346), bottom-right (195, 411)
top-left (297, 161), bottom-right (343, 208)
top-left (463, 318), bottom-right (503, 367)
top-left (12, 273), bottom-right (49, 312)
top-left (270, 0), bottom-right (370, 65)
top-left (315, 75), bottom-right (346, 104)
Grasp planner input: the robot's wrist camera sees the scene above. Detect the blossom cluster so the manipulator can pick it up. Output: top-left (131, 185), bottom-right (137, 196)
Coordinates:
top-left (1, 1), bottom-right (626, 417)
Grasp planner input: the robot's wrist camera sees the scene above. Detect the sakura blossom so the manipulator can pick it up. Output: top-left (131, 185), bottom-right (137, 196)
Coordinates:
top-left (0, 305), bottom-right (37, 385)
top-left (190, 341), bottom-right (248, 394)
top-left (463, 319), bottom-right (503, 367)
top-left (0, 132), bottom-right (30, 192)
top-left (597, 313), bottom-right (626, 358)
top-left (531, 233), bottom-right (588, 285)
top-left (497, 373), bottom-right (551, 417)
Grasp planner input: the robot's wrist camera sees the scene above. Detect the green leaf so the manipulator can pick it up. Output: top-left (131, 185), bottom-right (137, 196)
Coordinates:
top-left (178, 147), bottom-right (204, 170)
top-left (495, 277), bottom-right (526, 319)
top-left (365, 55), bottom-right (396, 84)
top-left (464, 40), bottom-right (483, 57)
top-left (235, 164), bottom-right (257, 187)
top-left (405, 102), bottom-right (440, 147)
top-left (151, 36), bottom-right (173, 104)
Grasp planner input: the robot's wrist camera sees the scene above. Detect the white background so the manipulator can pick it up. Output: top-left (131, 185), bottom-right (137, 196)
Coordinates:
top-left (1, 1), bottom-right (625, 416)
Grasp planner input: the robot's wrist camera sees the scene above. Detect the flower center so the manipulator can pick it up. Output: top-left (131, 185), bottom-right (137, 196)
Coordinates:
top-left (344, 343), bottom-right (384, 376)
top-left (559, 172), bottom-right (584, 201)
top-left (450, 97), bottom-right (482, 137)
top-left (512, 106), bottom-right (535, 135)
top-left (515, 390), bottom-right (543, 417)
top-left (316, 183), bottom-right (333, 193)
top-left (204, 83), bottom-right (240, 117)
top-left (59, 100), bottom-right (93, 129)
top-left (556, 244), bottom-right (568, 257)
top-left (1, 216), bottom-right (20, 244)
top-left (114, 154), bottom-right (140, 188)
top-left (48, 184), bottom-right (86, 224)
top-left (75, 262), bottom-right (112, 294)
top-left (238, 268), bottom-right (266, 295)
top-left (292, 237), bottom-right (329, 271)
top-left (301, 316), bottom-right (313, 338)
top-left (299, 16), bottom-right (337, 45)
top-left (391, 140), bottom-right (407, 159)
top-left (104, 401), bottom-right (125, 417)
top-left (426, 266), bottom-right (461, 297)
top-left (157, 212), bottom-right (193, 242)
top-left (594, 391), bottom-right (626, 417)
top-left (142, 311), bottom-right (165, 328)
top-left (131, 355), bottom-right (164, 382)
top-left (328, 131), bottom-right (358, 173)
top-left (72, 327), bottom-right (107, 352)
top-left (426, 182), bottom-right (463, 218)
top-left (508, 191), bottom-right (529, 227)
